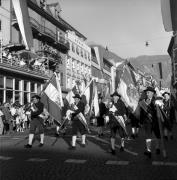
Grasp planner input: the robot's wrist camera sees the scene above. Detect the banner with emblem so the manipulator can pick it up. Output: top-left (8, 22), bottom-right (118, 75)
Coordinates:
top-left (40, 73), bottom-right (63, 124)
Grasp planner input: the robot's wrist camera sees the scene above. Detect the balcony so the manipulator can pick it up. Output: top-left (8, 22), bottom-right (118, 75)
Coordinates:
top-left (12, 17), bottom-right (69, 53)
top-left (0, 57), bottom-right (49, 80)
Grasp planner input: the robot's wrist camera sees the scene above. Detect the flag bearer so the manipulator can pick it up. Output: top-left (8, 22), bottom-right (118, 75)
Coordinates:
top-left (24, 95), bottom-right (44, 148)
top-left (139, 87), bottom-right (161, 158)
top-left (69, 94), bottom-right (87, 150)
top-left (105, 92), bottom-right (128, 155)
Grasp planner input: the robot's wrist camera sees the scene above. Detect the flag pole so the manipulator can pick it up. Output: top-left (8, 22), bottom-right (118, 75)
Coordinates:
top-left (81, 78), bottom-right (94, 96)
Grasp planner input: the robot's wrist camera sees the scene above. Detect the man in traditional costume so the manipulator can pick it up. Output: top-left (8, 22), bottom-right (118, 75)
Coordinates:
top-left (24, 95), bottom-right (44, 148)
top-left (139, 87), bottom-right (161, 158)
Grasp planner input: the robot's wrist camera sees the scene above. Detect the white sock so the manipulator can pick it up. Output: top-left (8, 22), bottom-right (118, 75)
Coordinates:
top-left (111, 138), bottom-right (115, 150)
top-left (40, 133), bottom-right (44, 144)
top-left (121, 138), bottom-right (125, 147)
top-left (146, 139), bottom-right (151, 152)
top-left (72, 135), bottom-right (77, 147)
top-left (56, 126), bottom-right (60, 132)
top-left (28, 134), bottom-right (34, 145)
top-left (81, 134), bottom-right (86, 144)
top-left (132, 128), bottom-right (135, 134)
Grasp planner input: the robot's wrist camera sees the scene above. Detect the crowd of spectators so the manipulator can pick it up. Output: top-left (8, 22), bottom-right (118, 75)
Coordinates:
top-left (0, 101), bottom-right (31, 135)
top-left (0, 100), bottom-right (54, 135)
top-left (2, 49), bottom-right (48, 74)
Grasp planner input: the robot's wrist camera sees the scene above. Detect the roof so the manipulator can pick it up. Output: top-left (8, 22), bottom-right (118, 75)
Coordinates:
top-left (89, 43), bottom-right (124, 66)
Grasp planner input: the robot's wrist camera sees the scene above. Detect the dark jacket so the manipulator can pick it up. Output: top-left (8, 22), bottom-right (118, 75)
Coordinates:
top-left (72, 101), bottom-right (85, 121)
top-left (114, 99), bottom-right (127, 116)
top-left (139, 98), bottom-right (157, 125)
top-left (31, 101), bottom-right (44, 119)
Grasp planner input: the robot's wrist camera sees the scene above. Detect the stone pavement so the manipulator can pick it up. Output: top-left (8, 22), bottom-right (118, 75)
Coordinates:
top-left (0, 124), bottom-right (177, 180)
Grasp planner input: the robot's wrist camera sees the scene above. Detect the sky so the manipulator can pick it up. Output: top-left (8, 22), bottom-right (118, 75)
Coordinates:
top-left (59, 0), bottom-right (172, 59)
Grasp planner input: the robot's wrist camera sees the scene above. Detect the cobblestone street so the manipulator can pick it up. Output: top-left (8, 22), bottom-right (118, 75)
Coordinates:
top-left (1, 125), bottom-right (177, 180)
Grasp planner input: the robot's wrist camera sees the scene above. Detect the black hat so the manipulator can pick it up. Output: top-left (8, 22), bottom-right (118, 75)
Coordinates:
top-left (98, 93), bottom-right (103, 99)
top-left (144, 86), bottom-right (156, 93)
top-left (162, 92), bottom-right (170, 96)
top-left (31, 94), bottom-right (41, 100)
top-left (110, 91), bottom-right (121, 97)
top-left (73, 94), bottom-right (81, 99)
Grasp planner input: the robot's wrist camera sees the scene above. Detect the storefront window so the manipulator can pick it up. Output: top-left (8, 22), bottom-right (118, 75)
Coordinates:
top-left (0, 90), bottom-right (3, 103)
top-left (0, 75), bottom-right (3, 89)
top-left (15, 91), bottom-right (20, 102)
top-left (6, 77), bottom-right (13, 90)
top-left (15, 79), bottom-right (20, 90)
top-left (24, 81), bottom-right (29, 91)
top-left (6, 90), bottom-right (13, 102)
top-left (31, 82), bottom-right (35, 92)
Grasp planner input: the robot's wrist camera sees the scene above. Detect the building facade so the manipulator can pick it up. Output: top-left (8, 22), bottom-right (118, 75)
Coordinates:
top-left (0, 0), bottom-right (87, 104)
top-left (65, 30), bottom-right (91, 91)
top-left (90, 44), bottom-right (124, 94)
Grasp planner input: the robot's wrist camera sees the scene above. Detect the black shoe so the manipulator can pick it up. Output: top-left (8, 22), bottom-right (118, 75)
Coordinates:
top-left (38, 143), bottom-right (44, 147)
top-left (164, 136), bottom-right (168, 141)
top-left (69, 146), bottom-right (76, 150)
top-left (120, 146), bottom-right (124, 152)
top-left (131, 134), bottom-right (135, 139)
top-left (144, 151), bottom-right (151, 158)
top-left (80, 144), bottom-right (86, 148)
top-left (108, 148), bottom-right (116, 155)
top-left (156, 148), bottom-right (160, 155)
top-left (55, 132), bottom-right (60, 137)
top-left (24, 144), bottom-right (32, 148)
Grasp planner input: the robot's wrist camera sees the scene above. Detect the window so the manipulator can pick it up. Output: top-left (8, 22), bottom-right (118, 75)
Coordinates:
top-left (66, 58), bottom-right (70, 69)
top-left (72, 44), bottom-right (75, 52)
top-left (0, 75), bottom-right (3, 89)
top-left (6, 77), bottom-right (13, 90)
top-left (31, 82), bottom-right (35, 92)
top-left (84, 51), bottom-right (87, 60)
top-left (24, 81), bottom-right (29, 91)
top-left (0, 89), bottom-right (3, 103)
top-left (15, 79), bottom-right (20, 90)
top-left (76, 46), bottom-right (80, 55)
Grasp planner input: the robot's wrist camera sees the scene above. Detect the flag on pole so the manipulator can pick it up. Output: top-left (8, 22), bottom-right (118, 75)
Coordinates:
top-left (93, 82), bottom-right (99, 117)
top-left (65, 85), bottom-right (78, 106)
top-left (12, 0), bottom-right (33, 50)
top-left (161, 0), bottom-right (177, 32)
top-left (81, 79), bottom-right (94, 107)
top-left (40, 73), bottom-right (63, 124)
top-left (117, 63), bottom-right (140, 114)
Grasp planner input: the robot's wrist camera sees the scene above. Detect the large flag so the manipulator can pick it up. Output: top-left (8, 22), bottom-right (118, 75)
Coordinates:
top-left (65, 85), bottom-right (78, 106)
top-left (12, 0), bottom-right (33, 50)
top-left (40, 73), bottom-right (63, 124)
top-left (161, 0), bottom-right (177, 32)
top-left (81, 79), bottom-right (100, 116)
top-left (93, 82), bottom-right (99, 117)
top-left (117, 63), bottom-right (140, 115)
